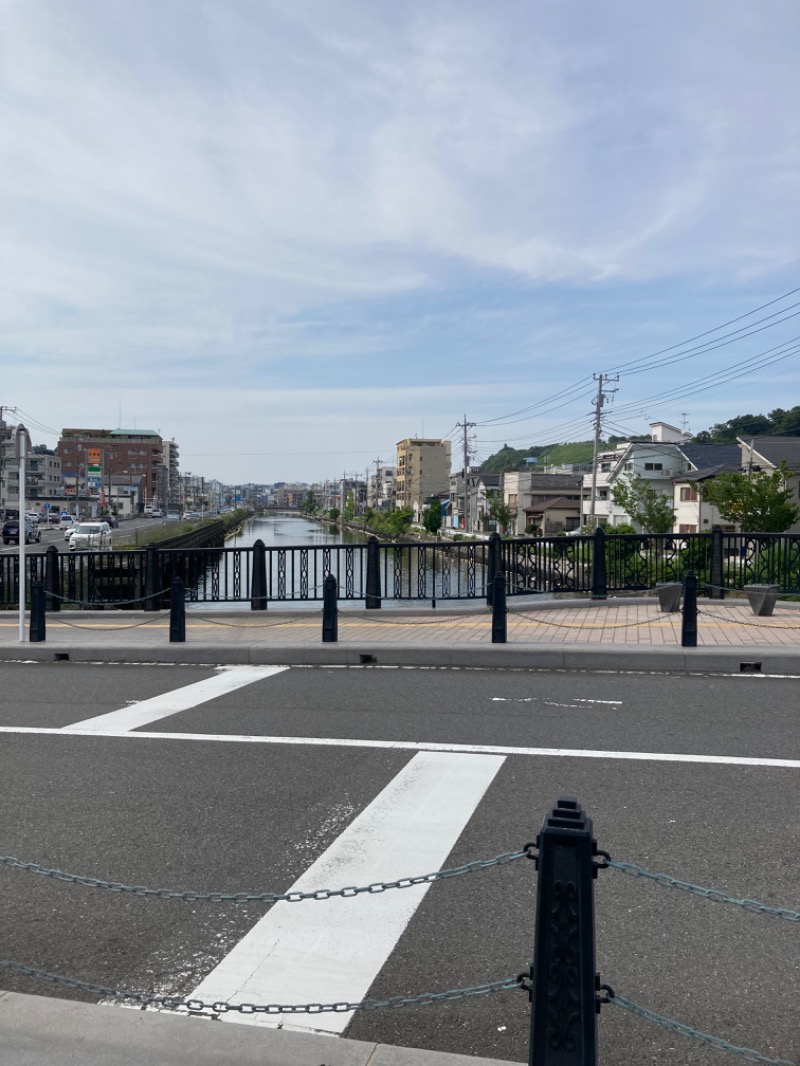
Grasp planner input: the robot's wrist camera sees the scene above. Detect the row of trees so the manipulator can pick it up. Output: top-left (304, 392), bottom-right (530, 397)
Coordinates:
top-left (611, 463), bottom-right (800, 534)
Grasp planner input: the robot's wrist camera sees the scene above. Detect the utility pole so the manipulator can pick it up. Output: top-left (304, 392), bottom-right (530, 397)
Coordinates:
top-left (373, 457), bottom-right (383, 509)
top-left (457, 414), bottom-right (476, 532)
top-left (588, 374), bottom-right (618, 528)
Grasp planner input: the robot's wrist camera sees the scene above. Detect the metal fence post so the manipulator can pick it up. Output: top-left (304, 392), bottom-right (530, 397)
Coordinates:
top-left (144, 544), bottom-right (160, 611)
top-left (29, 581), bottom-right (46, 643)
top-left (681, 570), bottom-right (698, 647)
top-left (487, 532), bottom-right (501, 606)
top-left (491, 570), bottom-right (507, 643)
top-left (366, 536), bottom-right (382, 609)
top-left (590, 526), bottom-right (606, 600)
top-left (709, 526), bottom-right (724, 600)
top-left (169, 577), bottom-right (185, 642)
top-left (251, 538), bottom-right (268, 611)
top-left (322, 574), bottom-right (338, 642)
top-left (44, 544), bottom-right (60, 613)
top-left (529, 797), bottom-right (600, 1066)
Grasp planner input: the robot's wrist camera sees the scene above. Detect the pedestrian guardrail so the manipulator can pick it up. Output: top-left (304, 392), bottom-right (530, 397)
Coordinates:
top-left (0, 797), bottom-right (795, 1063)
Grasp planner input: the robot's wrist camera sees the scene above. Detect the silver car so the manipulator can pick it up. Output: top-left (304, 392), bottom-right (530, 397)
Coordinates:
top-left (69, 522), bottom-right (112, 551)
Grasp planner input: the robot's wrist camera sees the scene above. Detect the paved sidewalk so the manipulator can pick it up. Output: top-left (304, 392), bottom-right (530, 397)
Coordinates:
top-left (1, 595), bottom-right (799, 673)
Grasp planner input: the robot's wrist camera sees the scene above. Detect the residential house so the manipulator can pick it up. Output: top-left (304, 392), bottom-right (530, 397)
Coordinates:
top-left (671, 443), bottom-right (742, 533)
top-left (504, 471), bottom-right (583, 535)
top-left (736, 436), bottom-right (800, 534)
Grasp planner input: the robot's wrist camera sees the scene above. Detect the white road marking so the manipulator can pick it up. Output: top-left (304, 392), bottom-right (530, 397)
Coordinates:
top-left (491, 697), bottom-right (622, 705)
top-left (62, 666), bottom-right (289, 734)
top-left (188, 750), bottom-right (505, 1032)
top-left (0, 726), bottom-right (797, 767)
top-left (572, 698), bottom-right (623, 705)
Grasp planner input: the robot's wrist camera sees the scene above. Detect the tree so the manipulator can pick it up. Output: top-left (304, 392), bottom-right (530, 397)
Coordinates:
top-left (611, 475), bottom-right (675, 533)
top-left (301, 490), bottom-right (317, 514)
top-left (422, 498), bottom-right (443, 534)
top-left (696, 463), bottom-right (800, 532)
top-left (344, 490), bottom-right (355, 521)
top-left (487, 491), bottom-right (513, 534)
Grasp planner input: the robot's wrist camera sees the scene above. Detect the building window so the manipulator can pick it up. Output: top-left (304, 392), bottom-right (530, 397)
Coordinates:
top-left (679, 486), bottom-right (698, 501)
top-left (679, 524), bottom-right (697, 533)
top-left (644, 462), bottom-right (663, 471)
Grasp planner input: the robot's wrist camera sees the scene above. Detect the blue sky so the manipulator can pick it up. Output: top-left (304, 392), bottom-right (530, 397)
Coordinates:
top-left (2, 0), bottom-right (799, 483)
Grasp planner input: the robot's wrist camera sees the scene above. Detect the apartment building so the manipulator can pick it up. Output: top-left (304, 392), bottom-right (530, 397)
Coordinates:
top-left (503, 470), bottom-right (583, 535)
top-left (57, 428), bottom-right (168, 509)
top-left (395, 438), bottom-right (452, 519)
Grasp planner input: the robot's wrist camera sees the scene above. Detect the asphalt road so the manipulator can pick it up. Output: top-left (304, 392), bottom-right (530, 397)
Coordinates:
top-left (0, 515), bottom-right (176, 555)
top-left (0, 662), bottom-right (796, 1065)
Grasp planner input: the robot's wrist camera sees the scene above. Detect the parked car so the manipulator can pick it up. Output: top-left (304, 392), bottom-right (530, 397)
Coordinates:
top-left (25, 512), bottom-right (40, 526)
top-left (3, 516), bottom-right (41, 545)
top-left (69, 522), bottom-right (112, 551)
top-left (59, 513), bottom-right (76, 530)
top-left (182, 511), bottom-right (200, 521)
top-left (150, 509), bottom-right (163, 519)
top-left (47, 512), bottom-right (60, 525)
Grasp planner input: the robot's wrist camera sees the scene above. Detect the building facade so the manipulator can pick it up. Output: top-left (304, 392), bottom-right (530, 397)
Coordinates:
top-left (395, 438), bottom-right (452, 518)
top-left (57, 428), bottom-right (168, 511)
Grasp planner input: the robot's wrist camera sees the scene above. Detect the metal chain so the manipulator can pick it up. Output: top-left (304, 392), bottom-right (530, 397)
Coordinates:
top-left (0, 847), bottom-right (534, 903)
top-left (360, 614), bottom-right (483, 627)
top-left (191, 615), bottom-right (313, 630)
top-left (50, 588), bottom-right (172, 607)
top-left (606, 990), bottom-right (796, 1066)
top-left (512, 611), bottom-right (663, 631)
top-left (0, 958), bottom-right (521, 1014)
top-left (52, 615), bottom-right (168, 632)
top-left (698, 612), bottom-right (800, 630)
top-left (607, 860), bottom-right (800, 922)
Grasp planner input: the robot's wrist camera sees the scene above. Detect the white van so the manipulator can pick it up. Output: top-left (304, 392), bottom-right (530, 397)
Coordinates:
top-left (59, 512), bottom-right (76, 530)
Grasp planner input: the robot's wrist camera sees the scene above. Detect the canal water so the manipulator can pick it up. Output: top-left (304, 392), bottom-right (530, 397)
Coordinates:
top-left (226, 513), bottom-right (368, 549)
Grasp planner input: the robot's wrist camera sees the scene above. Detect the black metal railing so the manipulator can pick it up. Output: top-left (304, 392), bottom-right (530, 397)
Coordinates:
top-left (3, 528), bottom-right (800, 611)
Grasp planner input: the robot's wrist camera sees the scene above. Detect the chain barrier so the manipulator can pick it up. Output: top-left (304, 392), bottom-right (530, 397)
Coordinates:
top-left (0, 846), bottom-right (535, 903)
top-left (697, 612), bottom-right (800, 630)
top-left (607, 859), bottom-right (800, 922)
top-left (190, 615), bottom-right (315, 630)
top-left (603, 989), bottom-right (796, 1066)
top-left (511, 610), bottom-right (663, 631)
top-left (51, 615), bottom-right (168, 632)
top-left (363, 612), bottom-right (485, 627)
top-left (0, 958), bottom-right (522, 1014)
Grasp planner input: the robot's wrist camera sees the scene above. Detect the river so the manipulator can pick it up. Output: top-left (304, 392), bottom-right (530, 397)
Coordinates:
top-left (226, 513), bottom-right (369, 549)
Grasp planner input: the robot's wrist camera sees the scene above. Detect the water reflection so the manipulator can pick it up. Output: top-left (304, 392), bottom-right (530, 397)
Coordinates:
top-left (226, 514), bottom-right (368, 549)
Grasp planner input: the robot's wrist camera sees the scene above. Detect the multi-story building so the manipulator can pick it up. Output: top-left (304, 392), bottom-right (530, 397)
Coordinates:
top-left (395, 438), bottom-right (452, 519)
top-left (369, 465), bottom-right (396, 510)
top-left (0, 419), bottom-right (62, 510)
top-left (57, 428), bottom-right (169, 511)
top-left (503, 471), bottom-right (583, 535)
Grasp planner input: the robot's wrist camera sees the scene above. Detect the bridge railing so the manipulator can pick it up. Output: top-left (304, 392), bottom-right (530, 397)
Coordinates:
top-left (3, 528), bottom-right (800, 611)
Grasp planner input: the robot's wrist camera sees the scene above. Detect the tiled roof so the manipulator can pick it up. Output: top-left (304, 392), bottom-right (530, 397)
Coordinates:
top-left (679, 443), bottom-right (741, 468)
top-left (744, 436), bottom-right (800, 470)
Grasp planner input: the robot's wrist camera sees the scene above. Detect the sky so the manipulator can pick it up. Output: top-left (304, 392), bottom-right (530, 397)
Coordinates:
top-left (1, 0), bottom-right (799, 485)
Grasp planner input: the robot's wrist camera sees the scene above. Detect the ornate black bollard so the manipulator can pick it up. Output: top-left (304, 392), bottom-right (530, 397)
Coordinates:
top-left (681, 570), bottom-right (698, 647)
top-left (322, 574), bottom-right (338, 642)
top-left (144, 543), bottom-right (160, 612)
top-left (251, 538), bottom-right (268, 611)
top-left (169, 577), bottom-right (185, 643)
top-left (590, 526), bottom-right (606, 600)
top-left (487, 531), bottom-right (501, 606)
top-left (29, 581), bottom-right (46, 643)
top-left (365, 536), bottom-right (382, 609)
top-left (491, 570), bottom-right (507, 643)
top-left (529, 797), bottom-right (601, 1066)
top-left (44, 544), bottom-right (60, 613)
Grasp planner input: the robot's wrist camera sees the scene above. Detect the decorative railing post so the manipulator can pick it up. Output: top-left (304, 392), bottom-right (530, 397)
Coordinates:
top-left (322, 574), bottom-right (338, 642)
top-left (590, 526), bottom-right (606, 600)
top-left (491, 570), bottom-right (507, 643)
top-left (250, 538), bottom-right (268, 611)
top-left (529, 797), bottom-right (600, 1066)
top-left (366, 536), bottom-right (382, 609)
top-left (44, 544), bottom-right (60, 613)
top-left (29, 581), bottom-right (46, 643)
top-left (144, 544), bottom-right (160, 612)
top-left (709, 526), bottom-right (724, 600)
top-left (681, 570), bottom-right (698, 647)
top-left (169, 577), bottom-right (185, 643)
top-left (487, 532), bottom-right (501, 606)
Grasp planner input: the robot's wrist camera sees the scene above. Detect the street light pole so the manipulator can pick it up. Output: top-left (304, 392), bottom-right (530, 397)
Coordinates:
top-left (15, 424), bottom-right (31, 643)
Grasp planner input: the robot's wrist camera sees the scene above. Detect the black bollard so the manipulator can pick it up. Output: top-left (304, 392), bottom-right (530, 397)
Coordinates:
top-left (681, 570), bottom-right (698, 647)
top-left (529, 797), bottom-right (601, 1066)
top-left (29, 581), bottom-right (46, 643)
top-left (365, 536), bottom-right (382, 609)
top-left (251, 538), bottom-right (268, 611)
top-left (322, 574), bottom-right (338, 642)
top-left (491, 570), bottom-right (507, 643)
top-left (486, 531), bottom-right (501, 606)
top-left (169, 577), bottom-right (185, 643)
